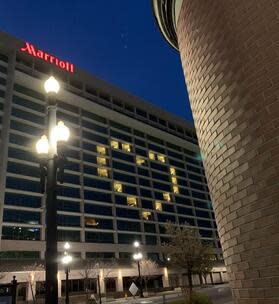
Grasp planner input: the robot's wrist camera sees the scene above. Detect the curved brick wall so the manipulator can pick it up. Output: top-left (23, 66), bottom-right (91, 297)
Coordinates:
top-left (176, 1), bottom-right (279, 303)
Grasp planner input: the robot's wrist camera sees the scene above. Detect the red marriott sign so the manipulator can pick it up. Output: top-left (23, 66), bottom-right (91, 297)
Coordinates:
top-left (20, 42), bottom-right (74, 73)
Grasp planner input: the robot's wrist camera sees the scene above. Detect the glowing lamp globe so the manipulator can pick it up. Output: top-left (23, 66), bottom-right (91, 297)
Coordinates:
top-left (44, 76), bottom-right (60, 94)
top-left (62, 254), bottom-right (72, 265)
top-left (134, 241), bottom-right (140, 248)
top-left (36, 135), bottom-right (49, 154)
top-left (52, 121), bottom-right (70, 143)
top-left (64, 242), bottom-right (70, 250)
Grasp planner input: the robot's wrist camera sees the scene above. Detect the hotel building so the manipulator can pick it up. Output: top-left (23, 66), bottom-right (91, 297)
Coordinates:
top-left (0, 31), bottom-right (225, 300)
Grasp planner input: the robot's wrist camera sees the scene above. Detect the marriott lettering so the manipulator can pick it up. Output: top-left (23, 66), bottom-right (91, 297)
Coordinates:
top-left (20, 42), bottom-right (74, 73)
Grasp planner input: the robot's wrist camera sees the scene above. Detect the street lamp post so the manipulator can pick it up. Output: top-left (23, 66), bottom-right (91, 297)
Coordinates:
top-left (62, 242), bottom-right (72, 304)
top-left (36, 76), bottom-right (70, 304)
top-left (133, 241), bottom-right (144, 298)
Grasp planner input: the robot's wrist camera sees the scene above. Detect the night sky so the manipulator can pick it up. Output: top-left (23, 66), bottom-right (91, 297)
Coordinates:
top-left (0, 1), bottom-right (193, 122)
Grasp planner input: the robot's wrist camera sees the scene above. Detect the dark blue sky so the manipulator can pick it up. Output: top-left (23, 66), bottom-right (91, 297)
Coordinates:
top-left (0, 1), bottom-right (193, 122)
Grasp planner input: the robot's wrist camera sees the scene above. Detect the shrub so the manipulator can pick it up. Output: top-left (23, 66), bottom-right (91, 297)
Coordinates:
top-left (170, 292), bottom-right (213, 304)
top-left (186, 292), bottom-right (213, 304)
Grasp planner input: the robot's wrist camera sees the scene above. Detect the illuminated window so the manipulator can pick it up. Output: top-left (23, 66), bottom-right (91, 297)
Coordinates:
top-left (111, 140), bottom-right (119, 149)
top-left (85, 217), bottom-right (99, 227)
top-left (171, 177), bottom-right (178, 184)
top-left (155, 201), bottom-right (162, 211)
top-left (114, 182), bottom-right (122, 193)
top-left (149, 151), bottom-right (155, 160)
top-left (163, 192), bottom-right (171, 202)
top-left (157, 155), bottom-right (166, 163)
top-left (136, 157), bottom-right (145, 166)
top-left (142, 211), bottom-right (152, 220)
top-left (173, 185), bottom-right (179, 194)
top-left (98, 168), bottom-right (108, 178)
top-left (122, 143), bottom-right (131, 152)
top-left (97, 157), bottom-right (106, 166)
top-left (97, 145), bottom-right (106, 155)
top-left (127, 196), bottom-right (137, 207)
top-left (170, 167), bottom-right (176, 176)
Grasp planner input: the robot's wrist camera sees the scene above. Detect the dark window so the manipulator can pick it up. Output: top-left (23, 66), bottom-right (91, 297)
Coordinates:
top-left (2, 226), bottom-right (40, 241)
top-left (0, 65), bottom-right (7, 73)
top-left (58, 100), bottom-right (79, 114)
top-left (196, 210), bottom-right (210, 219)
top-left (141, 199), bottom-right (153, 209)
top-left (9, 133), bottom-right (33, 147)
top-left (123, 184), bottom-right (137, 195)
top-left (10, 120), bottom-right (42, 136)
top-left (169, 158), bottom-right (184, 169)
top-left (168, 150), bottom-right (183, 160)
top-left (6, 177), bottom-right (41, 193)
top-left (150, 162), bottom-right (168, 173)
top-left (11, 108), bottom-right (44, 125)
top-left (179, 217), bottom-right (195, 226)
top-left (167, 142), bottom-right (181, 152)
top-left (84, 190), bottom-right (111, 203)
top-left (0, 251), bottom-right (40, 259)
top-left (153, 181), bottom-right (171, 192)
top-left (82, 120), bottom-right (108, 134)
top-left (162, 204), bottom-right (174, 213)
top-left (64, 174), bottom-right (80, 185)
top-left (137, 167), bottom-right (149, 177)
top-left (197, 219), bottom-right (212, 228)
top-left (144, 223), bottom-right (156, 233)
top-left (82, 131), bottom-right (108, 145)
top-left (194, 200), bottom-right (212, 210)
top-left (199, 229), bottom-right (213, 238)
top-left (157, 213), bottom-right (175, 223)
top-left (13, 84), bottom-right (44, 100)
top-left (190, 182), bottom-right (205, 191)
top-left (83, 141), bottom-right (97, 153)
top-left (140, 188), bottom-right (153, 198)
top-left (86, 252), bottom-right (115, 259)
top-left (152, 171), bottom-right (170, 182)
top-left (117, 220), bottom-right (141, 232)
top-left (115, 195), bottom-right (127, 205)
top-left (112, 150), bottom-right (134, 162)
top-left (112, 161), bottom-right (135, 173)
top-left (57, 186), bottom-right (80, 198)
top-left (179, 187), bottom-right (189, 196)
top-left (139, 178), bottom-right (150, 187)
top-left (148, 143), bottom-right (165, 154)
top-left (57, 214), bottom-right (80, 227)
top-left (7, 161), bottom-right (40, 178)
top-left (113, 172), bottom-right (136, 184)
top-left (85, 232), bottom-right (114, 243)
top-left (65, 161), bottom-right (80, 172)
top-left (134, 138), bottom-right (145, 147)
top-left (83, 153), bottom-right (97, 164)
top-left (57, 200), bottom-right (80, 212)
top-left (192, 191), bottom-right (206, 200)
top-left (187, 165), bottom-right (201, 174)
top-left (147, 252), bottom-right (160, 261)
top-left (58, 230), bottom-right (80, 242)
top-left (13, 95), bottom-right (45, 113)
top-left (110, 121), bottom-right (131, 133)
top-left (134, 129), bottom-right (144, 137)
top-left (82, 110), bottom-right (106, 124)
top-left (136, 108), bottom-right (147, 117)
top-left (85, 203), bottom-right (112, 216)
top-left (188, 173), bottom-right (203, 182)
top-left (175, 196), bottom-right (192, 206)
top-left (84, 177), bottom-right (111, 190)
top-left (177, 206), bottom-right (194, 216)
top-left (83, 165), bottom-right (97, 176)
top-left (3, 209), bottom-right (40, 224)
top-left (116, 208), bottom-right (139, 219)
top-left (146, 235), bottom-right (157, 245)
top-left (110, 130), bottom-right (132, 142)
top-left (118, 233), bottom-right (141, 244)
top-left (4, 192), bottom-right (41, 208)
top-left (135, 147), bottom-right (147, 157)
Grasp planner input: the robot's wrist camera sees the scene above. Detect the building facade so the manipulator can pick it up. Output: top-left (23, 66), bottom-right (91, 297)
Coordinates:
top-left (152, 0), bottom-right (279, 303)
top-left (0, 31), bottom-right (225, 299)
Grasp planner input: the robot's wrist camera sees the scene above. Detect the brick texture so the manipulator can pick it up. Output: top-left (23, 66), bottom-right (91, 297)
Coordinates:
top-left (176, 1), bottom-right (279, 303)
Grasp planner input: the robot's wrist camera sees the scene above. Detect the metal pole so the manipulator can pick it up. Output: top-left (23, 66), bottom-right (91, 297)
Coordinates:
top-left (137, 260), bottom-right (144, 298)
top-left (45, 97), bottom-right (58, 304)
top-left (65, 267), bottom-right (69, 304)
top-left (97, 275), bottom-right (102, 304)
top-left (11, 276), bottom-right (17, 304)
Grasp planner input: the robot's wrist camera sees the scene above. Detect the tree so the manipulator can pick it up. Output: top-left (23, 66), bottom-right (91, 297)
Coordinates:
top-left (80, 259), bottom-right (116, 303)
top-left (134, 259), bottom-right (159, 293)
top-left (163, 223), bottom-right (214, 303)
top-left (197, 247), bottom-right (215, 286)
top-left (23, 263), bottom-right (44, 304)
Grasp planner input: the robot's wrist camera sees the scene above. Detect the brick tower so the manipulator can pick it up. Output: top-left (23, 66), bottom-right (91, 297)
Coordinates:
top-left (153, 1), bottom-right (279, 303)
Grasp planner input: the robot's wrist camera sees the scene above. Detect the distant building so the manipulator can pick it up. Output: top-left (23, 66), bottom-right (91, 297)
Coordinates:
top-left (0, 31), bottom-right (226, 300)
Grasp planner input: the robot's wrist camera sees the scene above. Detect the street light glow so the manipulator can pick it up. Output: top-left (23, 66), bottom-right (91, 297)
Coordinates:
top-left (62, 254), bottom-right (72, 265)
top-left (133, 252), bottom-right (143, 260)
top-left (44, 76), bottom-right (60, 94)
top-left (134, 241), bottom-right (140, 248)
top-left (64, 242), bottom-right (70, 250)
top-left (52, 121), bottom-right (70, 143)
top-left (36, 135), bottom-right (49, 154)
